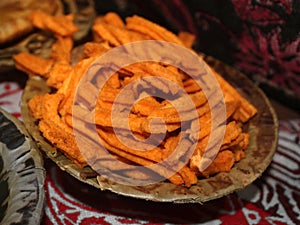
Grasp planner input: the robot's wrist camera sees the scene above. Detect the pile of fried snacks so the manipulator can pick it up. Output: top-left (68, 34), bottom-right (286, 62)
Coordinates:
top-left (14, 11), bottom-right (257, 187)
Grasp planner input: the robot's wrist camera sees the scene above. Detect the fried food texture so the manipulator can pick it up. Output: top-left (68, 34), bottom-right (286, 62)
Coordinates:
top-left (17, 12), bottom-right (257, 187)
top-left (29, 10), bottom-right (79, 37)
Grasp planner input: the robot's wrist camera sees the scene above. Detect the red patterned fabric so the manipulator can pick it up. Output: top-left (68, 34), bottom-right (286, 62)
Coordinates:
top-left (1, 80), bottom-right (299, 224)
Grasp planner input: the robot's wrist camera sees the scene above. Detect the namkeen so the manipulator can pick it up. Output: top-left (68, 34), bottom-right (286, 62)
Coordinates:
top-left (14, 11), bottom-right (257, 187)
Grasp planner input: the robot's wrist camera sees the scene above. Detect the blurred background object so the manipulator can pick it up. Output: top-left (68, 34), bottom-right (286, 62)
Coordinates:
top-left (0, 0), bottom-right (95, 70)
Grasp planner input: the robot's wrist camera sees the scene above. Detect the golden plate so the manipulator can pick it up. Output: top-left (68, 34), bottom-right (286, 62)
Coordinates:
top-left (21, 55), bottom-right (278, 203)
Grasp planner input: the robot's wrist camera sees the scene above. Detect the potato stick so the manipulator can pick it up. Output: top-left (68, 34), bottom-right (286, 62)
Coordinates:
top-left (95, 72), bottom-right (123, 90)
top-left (51, 36), bottom-right (73, 63)
top-left (99, 126), bottom-right (196, 186)
top-left (93, 22), bottom-right (121, 46)
top-left (178, 31), bottom-right (196, 48)
top-left (58, 56), bottom-right (97, 115)
top-left (214, 70), bottom-right (257, 122)
top-left (31, 93), bottom-right (86, 167)
top-left (98, 86), bottom-right (121, 103)
top-left (97, 128), bottom-right (164, 162)
top-left (228, 133), bottom-right (250, 151)
top-left (190, 100), bottom-right (241, 146)
top-left (142, 62), bottom-right (183, 88)
top-left (224, 96), bottom-right (240, 119)
top-left (120, 63), bottom-right (183, 95)
top-left (97, 129), bottom-right (195, 186)
top-left (95, 107), bottom-right (155, 135)
top-left (94, 129), bottom-right (184, 185)
top-left (103, 12), bottom-right (125, 28)
top-left (97, 99), bottom-right (113, 110)
top-left (178, 166), bottom-right (198, 187)
top-left (196, 102), bottom-right (211, 119)
top-left (165, 123), bottom-right (181, 132)
top-left (222, 121), bottom-right (242, 145)
top-left (112, 128), bottom-right (162, 150)
top-left (126, 15), bottom-right (184, 45)
top-left (189, 91), bottom-right (208, 108)
top-left (29, 11), bottom-right (78, 37)
top-left (82, 42), bottom-right (110, 58)
top-left (183, 78), bottom-right (202, 93)
top-left (163, 135), bottom-right (180, 158)
top-left (46, 63), bottom-right (73, 89)
top-left (145, 96), bottom-right (202, 124)
top-left (241, 133), bottom-right (250, 149)
top-left (132, 96), bottom-right (162, 116)
top-left (189, 136), bottom-right (208, 171)
top-left (118, 68), bottom-right (134, 78)
top-left (169, 135), bottom-right (194, 163)
top-left (103, 23), bottom-right (151, 44)
top-left (106, 73), bottom-right (121, 88)
top-left (188, 113), bottom-right (211, 142)
top-left (189, 120), bottom-right (243, 173)
top-left (28, 95), bottom-right (44, 120)
top-left (201, 150), bottom-right (235, 177)
top-left (76, 81), bottom-right (98, 109)
top-left (13, 52), bottom-right (54, 77)
top-left (221, 132), bottom-right (245, 150)
top-left (142, 118), bottom-right (181, 133)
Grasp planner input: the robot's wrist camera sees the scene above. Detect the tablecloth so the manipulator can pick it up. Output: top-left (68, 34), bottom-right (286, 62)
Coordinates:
top-left (1, 80), bottom-right (299, 225)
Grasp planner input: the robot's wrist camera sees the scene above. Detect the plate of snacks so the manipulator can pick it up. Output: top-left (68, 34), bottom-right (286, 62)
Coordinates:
top-left (0, 108), bottom-right (45, 224)
top-left (17, 12), bottom-right (278, 203)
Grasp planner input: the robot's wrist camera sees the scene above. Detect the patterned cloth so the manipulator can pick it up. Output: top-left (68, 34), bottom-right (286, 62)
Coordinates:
top-left (0, 78), bottom-right (299, 224)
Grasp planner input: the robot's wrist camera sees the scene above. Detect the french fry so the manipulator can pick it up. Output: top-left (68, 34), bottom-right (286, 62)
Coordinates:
top-left (13, 52), bottom-right (53, 77)
top-left (126, 15), bottom-right (184, 45)
top-left (51, 36), bottom-right (73, 63)
top-left (102, 12), bottom-right (125, 28)
top-left (29, 11), bottom-right (79, 37)
top-left (178, 31), bottom-right (196, 48)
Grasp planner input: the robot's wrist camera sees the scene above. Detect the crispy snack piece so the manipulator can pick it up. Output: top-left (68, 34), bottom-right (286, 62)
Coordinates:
top-left (213, 70), bottom-right (257, 122)
top-left (126, 15), bottom-right (184, 45)
top-left (29, 10), bottom-right (79, 37)
top-left (201, 150), bottom-right (235, 178)
top-left (46, 63), bottom-right (73, 89)
top-left (13, 52), bottom-right (53, 77)
top-left (82, 42), bottom-right (111, 58)
top-left (102, 12), bottom-right (125, 28)
top-left (178, 31), bottom-right (196, 48)
top-left (28, 93), bottom-right (86, 167)
top-left (51, 36), bottom-right (73, 63)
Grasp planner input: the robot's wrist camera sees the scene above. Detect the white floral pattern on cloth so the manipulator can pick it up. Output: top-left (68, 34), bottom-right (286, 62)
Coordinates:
top-left (0, 81), bottom-right (299, 224)
top-left (0, 82), bottom-right (22, 118)
top-left (237, 120), bottom-right (300, 225)
top-left (43, 174), bottom-right (153, 225)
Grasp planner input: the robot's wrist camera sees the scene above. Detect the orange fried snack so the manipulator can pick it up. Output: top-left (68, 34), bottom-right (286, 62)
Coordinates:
top-left (18, 12), bottom-right (257, 187)
top-left (13, 52), bottom-right (54, 77)
top-left (29, 10), bottom-right (79, 37)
